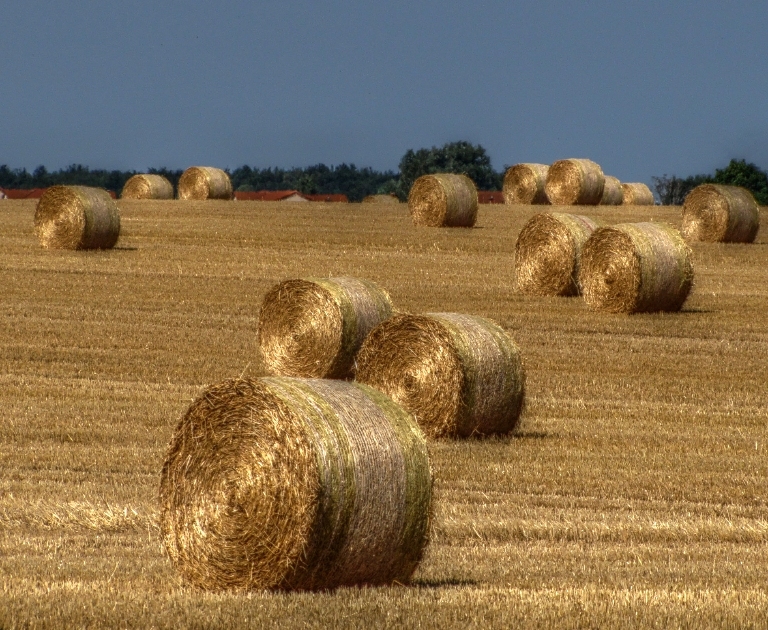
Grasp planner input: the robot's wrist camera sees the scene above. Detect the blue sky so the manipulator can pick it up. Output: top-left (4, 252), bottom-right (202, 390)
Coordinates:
top-left (1, 1), bottom-right (766, 185)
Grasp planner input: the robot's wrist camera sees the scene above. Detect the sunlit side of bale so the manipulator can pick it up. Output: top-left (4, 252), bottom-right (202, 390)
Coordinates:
top-left (579, 222), bottom-right (693, 313)
top-left (159, 376), bottom-right (432, 591)
top-left (621, 183), bottom-right (655, 206)
top-left (177, 167), bottom-right (233, 200)
top-left (33, 185), bottom-right (120, 250)
top-left (121, 174), bottom-right (174, 199)
top-left (258, 277), bottom-right (393, 379)
top-left (408, 174), bottom-right (478, 227)
top-left (355, 313), bottom-right (525, 439)
top-left (682, 184), bottom-right (759, 243)
top-left (502, 163), bottom-right (550, 205)
top-left (545, 159), bottom-right (605, 205)
top-left (514, 212), bottom-right (602, 296)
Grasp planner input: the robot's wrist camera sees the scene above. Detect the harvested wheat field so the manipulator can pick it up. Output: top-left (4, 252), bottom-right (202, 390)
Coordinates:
top-left (0, 198), bottom-right (767, 628)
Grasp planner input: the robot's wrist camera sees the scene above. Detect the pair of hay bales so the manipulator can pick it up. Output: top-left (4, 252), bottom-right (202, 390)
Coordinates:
top-left (599, 178), bottom-right (655, 206)
top-left (515, 212), bottom-right (694, 313)
top-left (121, 167), bottom-right (232, 200)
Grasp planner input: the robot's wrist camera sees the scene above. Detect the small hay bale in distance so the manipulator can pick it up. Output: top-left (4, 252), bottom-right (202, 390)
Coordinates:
top-left (355, 313), bottom-right (525, 439)
top-left (362, 194), bottom-right (400, 204)
top-left (258, 277), bottom-right (394, 379)
top-left (600, 176), bottom-right (624, 205)
top-left (159, 376), bottom-right (432, 591)
top-left (681, 184), bottom-right (759, 243)
top-left (121, 174), bottom-right (174, 200)
top-left (621, 183), bottom-right (655, 206)
top-left (34, 185), bottom-right (120, 250)
top-left (545, 158), bottom-right (605, 205)
top-left (514, 212), bottom-right (602, 296)
top-left (502, 163), bottom-right (550, 205)
top-left (408, 173), bottom-right (478, 227)
top-left (177, 166), bottom-right (233, 200)
top-left (579, 222), bottom-right (693, 314)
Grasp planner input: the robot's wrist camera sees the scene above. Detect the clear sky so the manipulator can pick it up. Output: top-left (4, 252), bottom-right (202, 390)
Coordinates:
top-left (2, 1), bottom-right (766, 185)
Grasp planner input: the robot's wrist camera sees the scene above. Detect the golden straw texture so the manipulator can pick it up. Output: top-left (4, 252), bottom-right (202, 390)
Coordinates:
top-left (682, 184), bottom-right (760, 243)
top-left (121, 174), bottom-right (174, 200)
top-left (514, 212), bottom-right (601, 296)
top-left (159, 376), bottom-right (432, 591)
top-left (621, 182), bottom-right (655, 206)
top-left (355, 313), bottom-right (525, 439)
top-left (503, 163), bottom-right (550, 205)
top-left (33, 186), bottom-right (120, 250)
top-left (177, 167), bottom-right (233, 200)
top-left (408, 173), bottom-right (478, 227)
top-left (545, 159), bottom-right (605, 205)
top-left (258, 277), bottom-right (394, 379)
top-left (362, 194), bottom-right (400, 203)
top-left (600, 176), bottom-right (624, 205)
top-left (579, 222), bottom-right (694, 314)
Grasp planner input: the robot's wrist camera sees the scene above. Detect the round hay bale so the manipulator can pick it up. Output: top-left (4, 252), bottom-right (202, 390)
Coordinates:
top-left (514, 212), bottom-right (602, 296)
top-left (621, 182), bottom-right (655, 206)
top-left (177, 166), bottom-right (233, 200)
top-left (545, 159), bottom-right (605, 205)
top-left (159, 376), bottom-right (431, 591)
top-left (579, 222), bottom-right (693, 313)
top-left (681, 184), bottom-right (759, 243)
top-left (362, 194), bottom-right (400, 204)
top-left (502, 163), bottom-right (550, 205)
top-left (600, 176), bottom-right (624, 205)
top-left (408, 173), bottom-right (478, 227)
top-left (355, 313), bottom-right (525, 439)
top-left (258, 277), bottom-right (394, 379)
top-left (121, 174), bottom-right (174, 200)
top-left (33, 186), bottom-right (120, 250)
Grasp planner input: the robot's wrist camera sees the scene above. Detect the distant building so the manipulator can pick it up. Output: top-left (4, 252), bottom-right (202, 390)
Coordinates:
top-left (234, 190), bottom-right (308, 202)
top-left (302, 193), bottom-right (349, 203)
top-left (477, 191), bottom-right (504, 204)
top-left (0, 188), bottom-right (6, 199)
top-left (0, 188), bottom-right (117, 199)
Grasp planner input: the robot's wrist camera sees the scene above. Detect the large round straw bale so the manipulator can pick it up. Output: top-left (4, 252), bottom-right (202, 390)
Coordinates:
top-left (408, 173), bottom-right (478, 227)
top-left (621, 182), bottom-right (655, 206)
top-left (121, 174), bottom-right (174, 199)
top-left (600, 176), bottom-right (624, 205)
top-left (258, 277), bottom-right (394, 379)
top-left (502, 163), bottom-right (550, 205)
top-left (545, 159), bottom-right (605, 205)
top-left (681, 184), bottom-right (759, 243)
top-left (177, 166), bottom-right (233, 200)
top-left (514, 212), bottom-right (601, 296)
top-left (355, 313), bottom-right (525, 439)
top-left (579, 222), bottom-right (693, 313)
top-left (33, 185), bottom-right (120, 250)
top-left (159, 376), bottom-right (431, 591)
top-left (362, 194), bottom-right (400, 204)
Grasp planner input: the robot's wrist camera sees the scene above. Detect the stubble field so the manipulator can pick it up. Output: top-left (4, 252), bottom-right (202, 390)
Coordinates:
top-left (0, 199), bottom-right (766, 628)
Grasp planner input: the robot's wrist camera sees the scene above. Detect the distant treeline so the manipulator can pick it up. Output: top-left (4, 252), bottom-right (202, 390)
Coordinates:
top-left (652, 159), bottom-right (768, 205)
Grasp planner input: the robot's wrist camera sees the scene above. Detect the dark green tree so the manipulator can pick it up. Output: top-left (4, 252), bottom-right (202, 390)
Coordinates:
top-left (713, 159), bottom-right (768, 205)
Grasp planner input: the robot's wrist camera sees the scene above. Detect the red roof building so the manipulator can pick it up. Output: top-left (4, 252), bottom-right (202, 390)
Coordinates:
top-left (302, 193), bottom-right (349, 203)
top-left (0, 188), bottom-right (117, 199)
top-left (234, 190), bottom-right (308, 202)
top-left (477, 191), bottom-right (505, 204)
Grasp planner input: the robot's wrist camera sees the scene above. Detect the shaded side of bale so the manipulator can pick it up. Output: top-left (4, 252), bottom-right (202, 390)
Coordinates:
top-left (545, 159), bottom-right (605, 205)
top-left (621, 183), bottom-right (655, 206)
top-left (502, 163), bottom-right (550, 205)
top-left (600, 176), bottom-right (624, 205)
top-left (159, 376), bottom-right (431, 591)
top-left (579, 222), bottom-right (693, 313)
top-left (362, 194), bottom-right (400, 204)
top-left (681, 184), bottom-right (759, 243)
top-left (121, 174), bottom-right (174, 199)
top-left (355, 313), bottom-right (525, 438)
top-left (258, 277), bottom-right (393, 379)
top-left (177, 166), bottom-right (233, 200)
top-left (514, 212), bottom-right (602, 296)
top-left (33, 186), bottom-right (120, 250)
top-left (408, 174), bottom-right (478, 227)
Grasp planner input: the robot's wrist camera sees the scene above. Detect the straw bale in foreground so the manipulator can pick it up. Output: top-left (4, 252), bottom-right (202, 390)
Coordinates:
top-left (121, 174), bottom-right (174, 199)
top-left (258, 277), bottom-right (393, 379)
top-left (514, 212), bottom-right (601, 296)
top-left (621, 182), bottom-right (655, 206)
top-left (600, 176), bottom-right (624, 205)
top-left (682, 184), bottom-right (759, 243)
top-left (177, 166), bottom-right (233, 200)
top-left (34, 185), bottom-right (120, 249)
top-left (408, 173), bottom-right (478, 227)
top-left (356, 313), bottom-right (525, 438)
top-left (503, 163), bottom-right (550, 205)
top-left (159, 376), bottom-right (431, 591)
top-left (579, 222), bottom-right (693, 313)
top-left (545, 159), bottom-right (605, 205)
